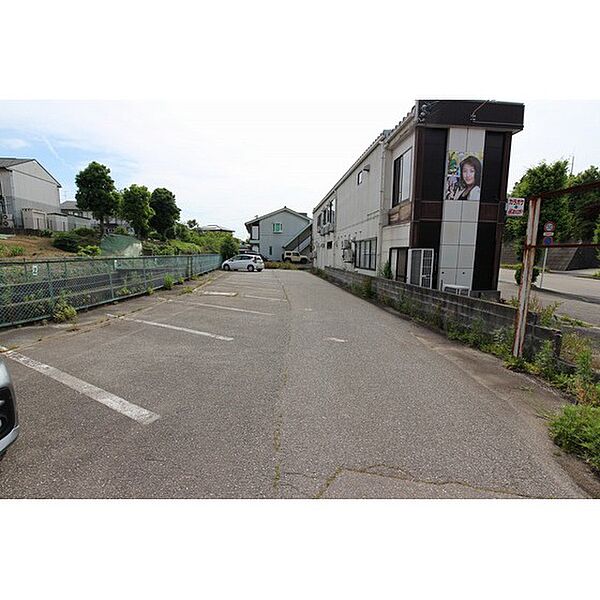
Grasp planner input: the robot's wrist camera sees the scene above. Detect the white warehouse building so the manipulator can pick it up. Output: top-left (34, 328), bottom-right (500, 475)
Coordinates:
top-left (313, 100), bottom-right (524, 295)
top-left (0, 158), bottom-right (62, 229)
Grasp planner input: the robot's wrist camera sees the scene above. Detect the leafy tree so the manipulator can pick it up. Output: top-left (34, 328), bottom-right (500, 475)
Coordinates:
top-left (149, 188), bottom-right (181, 239)
top-left (594, 217), bottom-right (600, 261)
top-left (121, 184), bottom-right (154, 238)
top-left (186, 219), bottom-right (199, 230)
top-left (220, 236), bottom-right (238, 261)
top-left (75, 162), bottom-right (119, 235)
top-left (567, 166), bottom-right (600, 241)
top-left (505, 160), bottom-right (572, 259)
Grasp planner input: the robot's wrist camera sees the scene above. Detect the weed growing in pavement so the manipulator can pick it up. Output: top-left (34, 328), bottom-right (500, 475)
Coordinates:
top-left (163, 275), bottom-right (174, 290)
top-left (52, 294), bottom-right (77, 323)
top-left (179, 287), bottom-right (194, 294)
top-left (177, 277), bottom-right (185, 285)
top-left (146, 286), bottom-right (154, 295)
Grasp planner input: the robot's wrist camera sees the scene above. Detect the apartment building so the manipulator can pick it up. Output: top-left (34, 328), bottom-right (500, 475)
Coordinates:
top-left (313, 100), bottom-right (524, 294)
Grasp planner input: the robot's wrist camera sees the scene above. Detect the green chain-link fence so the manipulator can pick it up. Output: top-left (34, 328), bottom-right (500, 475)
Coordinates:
top-left (0, 254), bottom-right (222, 328)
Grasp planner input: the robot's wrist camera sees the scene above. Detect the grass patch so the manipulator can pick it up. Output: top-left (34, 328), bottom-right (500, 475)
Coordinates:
top-left (163, 274), bottom-right (174, 290)
top-left (550, 404), bottom-right (600, 470)
top-left (179, 287), bottom-right (194, 294)
top-left (500, 263), bottom-right (520, 270)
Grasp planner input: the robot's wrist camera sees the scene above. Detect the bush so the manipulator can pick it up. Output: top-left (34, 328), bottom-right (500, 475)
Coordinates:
top-left (52, 228), bottom-right (100, 253)
top-left (378, 260), bottom-right (392, 279)
top-left (550, 404), bottom-right (600, 470)
top-left (39, 229), bottom-right (53, 237)
top-left (52, 232), bottom-right (82, 252)
top-left (113, 226), bottom-right (130, 236)
top-left (163, 274), bottom-right (174, 290)
top-left (77, 245), bottom-right (101, 256)
top-left (265, 261), bottom-right (299, 270)
top-left (514, 264), bottom-right (540, 285)
top-left (52, 295), bottom-right (77, 323)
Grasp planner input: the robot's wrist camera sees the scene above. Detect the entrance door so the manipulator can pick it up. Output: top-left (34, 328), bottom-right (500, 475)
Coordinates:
top-left (389, 248), bottom-right (408, 282)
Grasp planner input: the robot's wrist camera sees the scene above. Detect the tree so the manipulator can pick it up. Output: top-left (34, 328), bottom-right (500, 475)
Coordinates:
top-left (505, 160), bottom-right (572, 259)
top-left (220, 236), bottom-right (238, 261)
top-left (567, 166), bottom-right (600, 241)
top-left (121, 184), bottom-right (154, 238)
top-left (149, 188), bottom-right (181, 239)
top-left (186, 219), bottom-right (199, 230)
top-left (75, 162), bottom-right (119, 235)
top-left (594, 217), bottom-right (600, 261)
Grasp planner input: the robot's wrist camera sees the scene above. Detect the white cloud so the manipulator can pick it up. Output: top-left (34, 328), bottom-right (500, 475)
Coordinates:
top-left (0, 137), bottom-right (29, 150)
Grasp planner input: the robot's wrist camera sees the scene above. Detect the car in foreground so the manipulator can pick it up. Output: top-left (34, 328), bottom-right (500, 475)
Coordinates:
top-left (222, 254), bottom-right (264, 272)
top-left (0, 357), bottom-right (19, 460)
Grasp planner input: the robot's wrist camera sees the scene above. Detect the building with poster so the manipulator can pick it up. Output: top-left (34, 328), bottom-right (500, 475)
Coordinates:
top-left (312, 100), bottom-right (524, 295)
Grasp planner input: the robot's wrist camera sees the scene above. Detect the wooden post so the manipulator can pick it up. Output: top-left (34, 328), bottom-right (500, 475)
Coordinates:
top-left (512, 196), bottom-right (541, 357)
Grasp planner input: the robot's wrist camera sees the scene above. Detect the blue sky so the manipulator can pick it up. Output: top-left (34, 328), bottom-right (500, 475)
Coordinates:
top-left (1, 100), bottom-right (599, 239)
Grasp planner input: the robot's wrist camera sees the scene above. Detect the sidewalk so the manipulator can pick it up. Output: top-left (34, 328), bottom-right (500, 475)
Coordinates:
top-left (498, 268), bottom-right (600, 325)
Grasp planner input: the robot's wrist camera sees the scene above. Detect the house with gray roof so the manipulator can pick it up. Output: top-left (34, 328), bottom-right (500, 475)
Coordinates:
top-left (0, 158), bottom-right (62, 229)
top-left (245, 207), bottom-right (311, 261)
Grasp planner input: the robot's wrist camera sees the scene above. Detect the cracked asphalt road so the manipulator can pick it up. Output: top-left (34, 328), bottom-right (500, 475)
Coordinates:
top-left (0, 269), bottom-right (593, 498)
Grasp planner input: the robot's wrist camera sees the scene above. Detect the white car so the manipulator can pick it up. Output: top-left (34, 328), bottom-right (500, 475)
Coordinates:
top-left (0, 357), bottom-right (19, 460)
top-left (222, 254), bottom-right (264, 272)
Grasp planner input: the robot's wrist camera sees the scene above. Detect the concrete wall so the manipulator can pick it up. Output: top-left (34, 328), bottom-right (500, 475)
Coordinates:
top-left (321, 266), bottom-right (561, 357)
top-left (255, 210), bottom-right (311, 261)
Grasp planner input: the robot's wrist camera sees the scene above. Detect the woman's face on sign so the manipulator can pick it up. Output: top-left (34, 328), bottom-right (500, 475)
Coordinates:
top-left (463, 163), bottom-right (476, 186)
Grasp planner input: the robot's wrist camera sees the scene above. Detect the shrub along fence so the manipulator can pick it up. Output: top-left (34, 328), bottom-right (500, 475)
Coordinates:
top-left (320, 267), bottom-right (562, 358)
top-left (0, 254), bottom-right (222, 328)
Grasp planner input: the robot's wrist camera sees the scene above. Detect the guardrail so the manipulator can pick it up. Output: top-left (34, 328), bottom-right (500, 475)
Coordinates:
top-left (0, 254), bottom-right (222, 328)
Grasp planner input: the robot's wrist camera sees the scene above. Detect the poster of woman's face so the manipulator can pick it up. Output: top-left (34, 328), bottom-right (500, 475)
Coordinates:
top-left (444, 151), bottom-right (483, 201)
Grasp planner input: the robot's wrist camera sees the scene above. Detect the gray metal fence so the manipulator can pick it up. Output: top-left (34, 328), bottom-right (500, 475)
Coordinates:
top-left (0, 254), bottom-right (222, 328)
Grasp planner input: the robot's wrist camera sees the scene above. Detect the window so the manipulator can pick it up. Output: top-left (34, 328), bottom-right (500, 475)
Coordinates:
top-left (354, 238), bottom-right (377, 270)
top-left (357, 171), bottom-right (365, 185)
top-left (251, 225), bottom-right (259, 240)
top-left (269, 246), bottom-right (272, 255)
top-left (391, 148), bottom-right (412, 207)
top-left (273, 222), bottom-right (283, 233)
top-left (326, 241), bottom-right (332, 249)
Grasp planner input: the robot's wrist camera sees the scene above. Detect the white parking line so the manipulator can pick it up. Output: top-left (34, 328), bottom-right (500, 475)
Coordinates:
top-left (0, 347), bottom-right (159, 425)
top-left (168, 299), bottom-right (274, 316)
top-left (244, 294), bottom-right (287, 302)
top-left (106, 314), bottom-right (234, 341)
top-left (324, 337), bottom-right (347, 343)
top-left (202, 291), bottom-right (237, 296)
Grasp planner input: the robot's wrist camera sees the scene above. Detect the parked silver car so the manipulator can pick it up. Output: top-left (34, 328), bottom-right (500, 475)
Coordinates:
top-left (0, 357), bottom-right (19, 459)
top-left (222, 254), bottom-right (264, 272)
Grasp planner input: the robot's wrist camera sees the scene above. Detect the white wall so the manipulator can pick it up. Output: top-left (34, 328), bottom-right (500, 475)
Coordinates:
top-left (314, 143), bottom-right (383, 273)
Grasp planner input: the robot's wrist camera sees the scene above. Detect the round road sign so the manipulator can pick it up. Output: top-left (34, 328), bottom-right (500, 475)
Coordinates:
top-left (542, 236), bottom-right (553, 246)
top-left (543, 221), bottom-right (556, 233)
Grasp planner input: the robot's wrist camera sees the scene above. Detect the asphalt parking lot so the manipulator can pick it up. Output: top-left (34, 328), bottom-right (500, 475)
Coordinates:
top-left (0, 269), bottom-right (595, 498)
